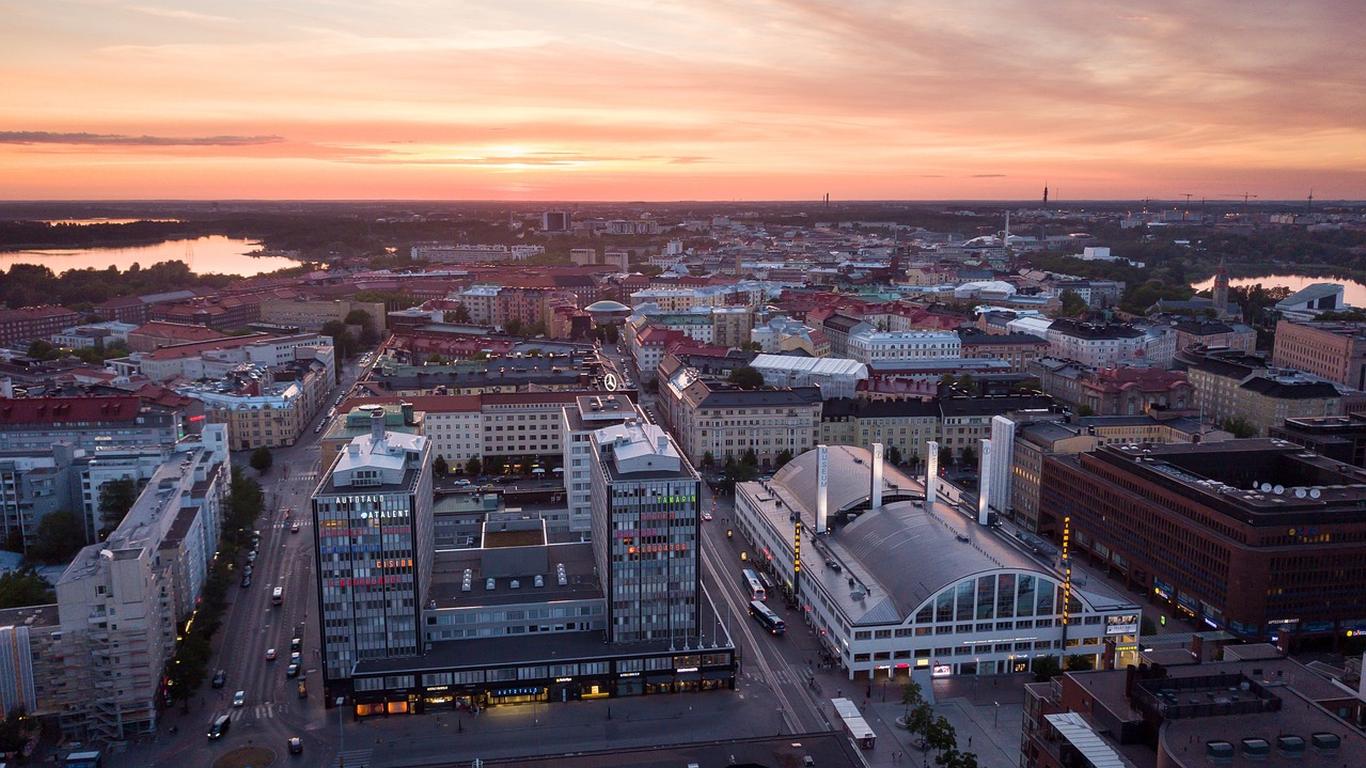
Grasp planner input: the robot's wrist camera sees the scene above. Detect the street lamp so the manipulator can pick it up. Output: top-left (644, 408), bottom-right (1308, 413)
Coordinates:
top-left (335, 696), bottom-right (346, 766)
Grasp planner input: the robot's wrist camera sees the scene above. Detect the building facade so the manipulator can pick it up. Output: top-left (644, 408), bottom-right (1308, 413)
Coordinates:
top-left (847, 328), bottom-right (961, 363)
top-left (313, 414), bottom-right (433, 701)
top-left (1040, 440), bottom-right (1366, 640)
top-left (1271, 318), bottom-right (1366, 389)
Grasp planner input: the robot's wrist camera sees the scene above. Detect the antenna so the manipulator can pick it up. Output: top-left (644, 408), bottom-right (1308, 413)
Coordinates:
top-left (1307, 188), bottom-right (1313, 212)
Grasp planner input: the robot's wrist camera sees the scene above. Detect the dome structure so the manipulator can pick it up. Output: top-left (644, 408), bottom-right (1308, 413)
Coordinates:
top-left (584, 299), bottom-right (630, 313)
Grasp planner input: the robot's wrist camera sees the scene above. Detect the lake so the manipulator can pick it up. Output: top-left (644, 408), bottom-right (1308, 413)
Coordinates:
top-left (0, 235), bottom-right (303, 277)
top-left (1189, 273), bottom-right (1366, 307)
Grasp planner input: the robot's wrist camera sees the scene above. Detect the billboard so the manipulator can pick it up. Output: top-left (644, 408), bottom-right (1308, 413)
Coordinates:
top-left (1105, 613), bottom-right (1140, 636)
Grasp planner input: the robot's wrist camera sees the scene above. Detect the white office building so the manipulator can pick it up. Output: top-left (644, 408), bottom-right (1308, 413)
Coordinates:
top-left (847, 327), bottom-right (961, 363)
top-left (749, 354), bottom-right (868, 399)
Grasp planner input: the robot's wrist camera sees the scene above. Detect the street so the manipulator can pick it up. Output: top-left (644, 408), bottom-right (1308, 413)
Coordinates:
top-left (111, 361), bottom-right (367, 768)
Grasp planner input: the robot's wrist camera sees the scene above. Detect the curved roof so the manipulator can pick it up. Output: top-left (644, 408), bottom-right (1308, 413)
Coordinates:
top-left (584, 299), bottom-right (630, 313)
top-left (772, 445), bottom-right (917, 515)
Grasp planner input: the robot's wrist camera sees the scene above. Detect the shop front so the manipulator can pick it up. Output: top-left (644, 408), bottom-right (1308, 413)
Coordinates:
top-left (485, 685), bottom-right (548, 705)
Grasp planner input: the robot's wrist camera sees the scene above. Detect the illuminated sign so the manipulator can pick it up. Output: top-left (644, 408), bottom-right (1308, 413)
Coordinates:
top-left (675, 667), bottom-right (699, 673)
top-left (1104, 614), bottom-right (1139, 636)
top-left (603, 373), bottom-right (619, 391)
top-left (554, 677), bottom-right (573, 683)
top-left (618, 671), bottom-right (640, 678)
top-left (1061, 515), bottom-right (1072, 627)
top-left (931, 664), bottom-right (952, 677)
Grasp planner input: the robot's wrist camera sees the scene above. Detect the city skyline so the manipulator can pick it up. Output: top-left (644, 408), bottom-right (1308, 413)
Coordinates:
top-left (3, 1), bottom-right (1363, 201)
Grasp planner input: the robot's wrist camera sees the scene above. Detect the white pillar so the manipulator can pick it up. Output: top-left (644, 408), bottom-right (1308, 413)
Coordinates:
top-left (870, 442), bottom-right (884, 510)
top-left (977, 438), bottom-right (992, 526)
top-left (989, 415), bottom-right (1016, 515)
top-left (925, 440), bottom-right (939, 512)
top-left (816, 444), bottom-right (829, 533)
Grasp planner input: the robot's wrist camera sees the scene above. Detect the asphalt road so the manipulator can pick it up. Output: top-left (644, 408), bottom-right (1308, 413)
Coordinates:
top-left (113, 360), bottom-right (369, 768)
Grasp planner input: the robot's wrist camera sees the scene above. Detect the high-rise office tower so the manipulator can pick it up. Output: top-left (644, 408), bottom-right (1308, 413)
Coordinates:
top-left (587, 419), bottom-right (700, 644)
top-left (313, 410), bottom-right (433, 700)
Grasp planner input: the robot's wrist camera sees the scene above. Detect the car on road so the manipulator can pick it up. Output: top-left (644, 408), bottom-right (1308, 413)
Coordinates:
top-left (286, 662), bottom-right (301, 678)
top-left (232, 690), bottom-right (246, 708)
top-left (243, 565), bottom-right (253, 577)
top-left (701, 512), bottom-right (713, 521)
top-left (453, 478), bottom-right (471, 487)
top-left (297, 681), bottom-right (307, 699)
top-left (313, 423), bottom-right (323, 434)
top-left (288, 736), bottom-right (303, 755)
top-left (266, 648), bottom-right (277, 661)
top-left (290, 521), bottom-right (301, 533)
top-left (247, 550), bottom-right (257, 563)
top-left (290, 636), bottom-right (302, 651)
top-left (290, 651), bottom-right (302, 664)
top-left (211, 669), bottom-right (226, 688)
top-left (240, 575), bottom-right (252, 588)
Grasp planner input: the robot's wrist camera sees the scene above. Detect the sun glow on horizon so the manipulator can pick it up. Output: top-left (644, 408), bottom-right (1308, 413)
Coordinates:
top-left (1, 1), bottom-right (1363, 200)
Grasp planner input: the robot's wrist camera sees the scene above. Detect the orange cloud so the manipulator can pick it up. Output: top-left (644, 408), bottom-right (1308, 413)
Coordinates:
top-left (0, 0), bottom-right (1362, 199)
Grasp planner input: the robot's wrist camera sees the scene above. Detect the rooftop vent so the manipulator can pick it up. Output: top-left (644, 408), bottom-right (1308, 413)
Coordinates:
top-left (1276, 735), bottom-right (1304, 754)
top-left (1240, 738), bottom-right (1270, 757)
top-left (485, 578), bottom-right (495, 591)
top-left (1310, 733), bottom-right (1340, 751)
top-left (556, 563), bottom-right (568, 587)
top-left (1206, 741), bottom-right (1234, 759)
top-left (510, 579), bottom-right (520, 589)
top-left (534, 575), bottom-right (544, 588)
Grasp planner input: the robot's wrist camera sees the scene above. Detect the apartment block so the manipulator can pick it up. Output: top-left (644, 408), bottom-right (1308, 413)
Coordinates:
top-left (658, 372), bottom-right (821, 468)
top-left (0, 306), bottom-right (81, 346)
top-left (53, 425), bottom-right (230, 742)
top-left (1271, 318), bottom-right (1366, 389)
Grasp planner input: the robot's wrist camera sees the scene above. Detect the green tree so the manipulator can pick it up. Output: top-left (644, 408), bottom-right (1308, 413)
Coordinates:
top-left (960, 444), bottom-right (978, 467)
top-left (1059, 289), bottom-right (1088, 317)
top-left (0, 568), bottom-right (55, 609)
top-left (1032, 654), bottom-right (1063, 682)
top-left (28, 510), bottom-right (87, 564)
top-left (726, 366), bottom-right (765, 390)
top-left (702, 451), bottom-right (715, 469)
top-left (433, 455), bottom-right (449, 477)
top-left (320, 319), bottom-right (357, 359)
top-left (925, 715), bottom-right (958, 759)
top-left (25, 339), bottom-right (59, 360)
top-left (450, 304), bottom-right (472, 324)
top-left (250, 446), bottom-right (273, 474)
top-left (466, 456), bottom-right (483, 476)
top-left (344, 308), bottom-right (379, 346)
top-left (0, 707), bottom-right (30, 754)
top-left (774, 449), bottom-right (794, 468)
top-left (504, 318), bottom-right (525, 336)
top-left (938, 444), bottom-right (954, 469)
top-left (1221, 416), bottom-right (1258, 438)
top-left (1076, 404), bottom-right (1095, 417)
top-left (98, 477), bottom-right (140, 537)
top-left (1066, 654), bottom-right (1095, 672)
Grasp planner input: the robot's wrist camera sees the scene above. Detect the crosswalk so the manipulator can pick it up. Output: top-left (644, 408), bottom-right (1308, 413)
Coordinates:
top-left (226, 701), bottom-right (287, 722)
top-left (270, 519), bottom-right (311, 531)
top-left (336, 748), bottom-right (373, 767)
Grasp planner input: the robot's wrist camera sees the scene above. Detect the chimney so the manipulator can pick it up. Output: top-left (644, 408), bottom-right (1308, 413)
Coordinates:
top-left (925, 439), bottom-right (940, 512)
top-left (370, 408), bottom-right (386, 442)
top-left (1190, 633), bottom-right (1205, 663)
top-left (815, 444), bottom-right (829, 533)
top-left (870, 442), bottom-right (884, 510)
top-left (401, 401), bottom-right (414, 425)
top-left (977, 437), bottom-right (992, 526)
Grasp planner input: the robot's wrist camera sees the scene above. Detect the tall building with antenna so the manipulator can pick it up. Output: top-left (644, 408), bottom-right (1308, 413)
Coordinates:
top-left (1213, 259), bottom-right (1230, 316)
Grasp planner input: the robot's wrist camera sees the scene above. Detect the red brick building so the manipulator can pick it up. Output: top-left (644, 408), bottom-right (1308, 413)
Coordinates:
top-left (1041, 440), bottom-right (1366, 641)
top-left (0, 305), bottom-right (80, 346)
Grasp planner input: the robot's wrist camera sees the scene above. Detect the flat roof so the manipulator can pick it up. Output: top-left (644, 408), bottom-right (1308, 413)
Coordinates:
top-left (427, 543), bottom-right (601, 609)
top-left (474, 732), bottom-right (866, 768)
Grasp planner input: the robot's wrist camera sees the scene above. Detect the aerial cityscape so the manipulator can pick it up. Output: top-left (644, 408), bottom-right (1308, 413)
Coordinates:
top-left (1, 3), bottom-right (1364, 768)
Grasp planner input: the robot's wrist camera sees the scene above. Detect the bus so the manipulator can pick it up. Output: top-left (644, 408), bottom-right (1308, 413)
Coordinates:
top-left (207, 714), bottom-right (231, 741)
top-left (831, 697), bottom-right (876, 749)
top-left (740, 569), bottom-right (766, 601)
top-left (64, 751), bottom-right (104, 768)
top-left (748, 600), bottom-right (785, 635)
top-left (271, 586), bottom-right (283, 606)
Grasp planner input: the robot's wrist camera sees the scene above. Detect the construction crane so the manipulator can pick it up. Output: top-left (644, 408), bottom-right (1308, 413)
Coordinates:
top-left (1219, 192), bottom-right (1259, 216)
top-left (1180, 193), bottom-right (1194, 221)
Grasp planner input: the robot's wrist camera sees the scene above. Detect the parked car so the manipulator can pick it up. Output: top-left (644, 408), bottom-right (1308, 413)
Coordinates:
top-left (266, 648), bottom-right (277, 661)
top-left (290, 636), bottom-right (302, 652)
top-left (286, 663), bottom-right (301, 678)
top-left (240, 575), bottom-right (252, 588)
top-left (297, 681), bottom-right (307, 699)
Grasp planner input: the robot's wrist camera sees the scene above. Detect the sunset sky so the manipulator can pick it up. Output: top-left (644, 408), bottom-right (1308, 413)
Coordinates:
top-left (2, 0), bottom-right (1363, 200)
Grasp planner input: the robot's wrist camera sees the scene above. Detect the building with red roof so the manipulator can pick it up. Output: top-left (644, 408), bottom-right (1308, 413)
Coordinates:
top-left (0, 305), bottom-right (80, 346)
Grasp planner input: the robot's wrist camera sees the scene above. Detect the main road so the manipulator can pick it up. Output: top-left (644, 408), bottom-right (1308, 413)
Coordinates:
top-left (114, 358), bottom-right (371, 768)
